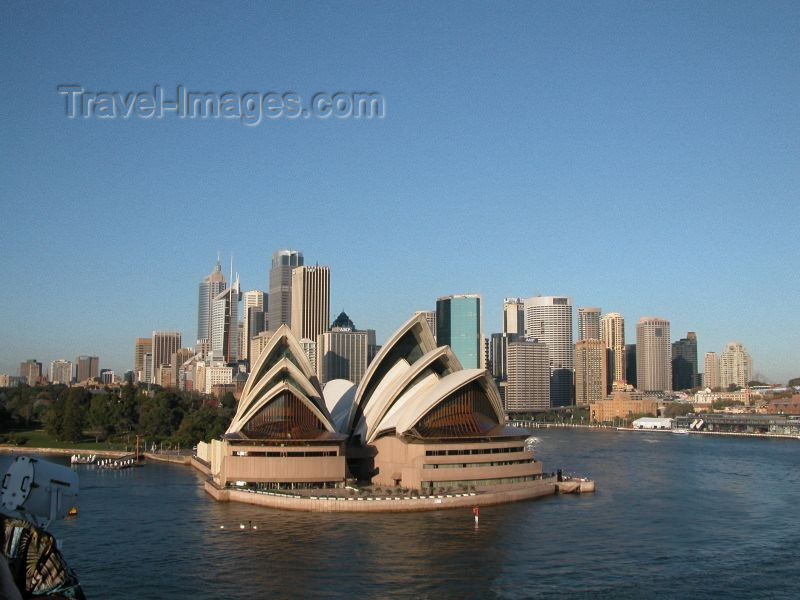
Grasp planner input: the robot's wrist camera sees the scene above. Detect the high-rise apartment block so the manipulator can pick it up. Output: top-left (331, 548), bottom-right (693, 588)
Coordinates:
top-left (290, 265), bottom-right (330, 343)
top-left (575, 339), bottom-right (608, 406)
top-left (505, 339), bottom-right (550, 412)
top-left (49, 360), bottom-right (72, 385)
top-left (671, 332), bottom-right (698, 390)
top-left (600, 312), bottom-right (626, 385)
top-left (578, 307), bottom-right (601, 341)
top-left (436, 294), bottom-right (483, 369)
top-left (268, 249), bottom-right (303, 330)
top-left (197, 259), bottom-right (226, 346)
top-left (635, 317), bottom-right (671, 392)
top-left (75, 356), bottom-right (99, 383)
top-left (523, 295), bottom-right (573, 407)
top-left (720, 342), bottom-right (752, 388)
top-left (703, 352), bottom-right (720, 389)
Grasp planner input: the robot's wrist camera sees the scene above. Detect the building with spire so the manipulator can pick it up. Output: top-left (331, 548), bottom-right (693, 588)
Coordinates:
top-left (211, 275), bottom-right (241, 365)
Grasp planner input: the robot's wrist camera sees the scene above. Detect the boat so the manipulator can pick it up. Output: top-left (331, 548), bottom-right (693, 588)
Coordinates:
top-left (672, 429), bottom-right (689, 435)
top-left (70, 454), bottom-right (96, 464)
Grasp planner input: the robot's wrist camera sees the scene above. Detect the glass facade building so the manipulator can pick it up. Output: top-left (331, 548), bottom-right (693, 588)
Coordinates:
top-left (436, 295), bottom-right (482, 369)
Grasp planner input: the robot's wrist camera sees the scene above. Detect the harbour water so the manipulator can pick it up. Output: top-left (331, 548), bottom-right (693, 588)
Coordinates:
top-left (5, 429), bottom-right (800, 598)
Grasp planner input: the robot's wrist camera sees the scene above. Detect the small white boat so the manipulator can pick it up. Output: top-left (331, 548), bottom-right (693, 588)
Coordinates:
top-left (672, 429), bottom-right (689, 435)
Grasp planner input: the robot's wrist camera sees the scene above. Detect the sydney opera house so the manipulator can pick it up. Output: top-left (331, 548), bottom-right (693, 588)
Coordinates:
top-left (198, 314), bottom-right (564, 509)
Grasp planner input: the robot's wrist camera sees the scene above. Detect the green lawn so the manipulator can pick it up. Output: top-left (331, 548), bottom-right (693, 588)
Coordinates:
top-left (2, 429), bottom-right (127, 451)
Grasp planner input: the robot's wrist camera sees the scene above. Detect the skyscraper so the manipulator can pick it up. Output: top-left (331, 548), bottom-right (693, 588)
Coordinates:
top-left (703, 351), bottom-right (720, 389)
top-left (505, 339), bottom-right (550, 412)
top-left (436, 294), bottom-right (483, 369)
top-left (502, 298), bottom-right (525, 336)
top-left (49, 360), bottom-right (72, 385)
top-left (578, 307), bottom-right (601, 341)
top-left (600, 312), bottom-right (626, 385)
top-left (625, 344), bottom-right (637, 388)
top-left (720, 342), bottom-right (753, 388)
top-left (290, 265), bottom-right (330, 343)
top-left (241, 290), bottom-right (267, 362)
top-left (317, 311), bottom-right (369, 384)
top-left (19, 360), bottom-right (42, 385)
top-left (151, 332), bottom-right (181, 380)
top-left (574, 339), bottom-right (608, 406)
top-left (211, 276), bottom-right (240, 365)
top-left (197, 259), bottom-right (226, 345)
top-left (635, 317), bottom-right (671, 392)
top-left (523, 295), bottom-right (574, 407)
top-left (268, 249), bottom-right (303, 330)
top-left (75, 356), bottom-right (100, 382)
top-left (134, 337), bottom-right (152, 377)
top-left (671, 332), bottom-right (698, 390)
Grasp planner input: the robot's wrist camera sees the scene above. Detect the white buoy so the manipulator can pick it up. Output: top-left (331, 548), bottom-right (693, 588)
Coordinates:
top-left (252, 525), bottom-right (257, 530)
top-left (220, 525), bottom-right (225, 529)
top-left (239, 523), bottom-right (245, 529)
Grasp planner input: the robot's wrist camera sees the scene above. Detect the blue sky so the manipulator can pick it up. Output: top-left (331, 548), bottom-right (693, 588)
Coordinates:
top-left (1, 1), bottom-right (798, 382)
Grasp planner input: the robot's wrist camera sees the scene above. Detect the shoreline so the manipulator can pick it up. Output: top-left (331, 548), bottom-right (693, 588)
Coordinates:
top-left (0, 446), bottom-right (130, 457)
top-left (514, 422), bottom-right (800, 441)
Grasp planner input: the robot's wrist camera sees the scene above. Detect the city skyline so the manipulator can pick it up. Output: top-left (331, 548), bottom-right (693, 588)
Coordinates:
top-left (0, 252), bottom-right (781, 384)
top-left (2, 2), bottom-right (798, 382)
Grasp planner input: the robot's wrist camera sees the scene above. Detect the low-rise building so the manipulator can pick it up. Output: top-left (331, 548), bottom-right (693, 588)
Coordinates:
top-left (590, 390), bottom-right (659, 423)
top-left (632, 417), bottom-right (673, 430)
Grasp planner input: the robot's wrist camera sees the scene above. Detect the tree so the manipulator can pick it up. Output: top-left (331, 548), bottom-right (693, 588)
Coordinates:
top-left (663, 403), bottom-right (695, 418)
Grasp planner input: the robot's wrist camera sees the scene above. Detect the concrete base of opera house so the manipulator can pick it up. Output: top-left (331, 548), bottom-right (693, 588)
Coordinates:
top-left (201, 477), bottom-right (588, 512)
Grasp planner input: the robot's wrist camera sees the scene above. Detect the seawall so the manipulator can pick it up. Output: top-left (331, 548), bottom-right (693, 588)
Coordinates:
top-left (204, 479), bottom-right (558, 512)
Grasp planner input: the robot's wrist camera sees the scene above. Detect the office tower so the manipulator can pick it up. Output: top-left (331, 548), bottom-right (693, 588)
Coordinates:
top-left (197, 259), bottom-right (226, 345)
top-left (142, 352), bottom-right (153, 384)
top-left (436, 294), bottom-right (483, 369)
top-left (75, 356), bottom-right (100, 382)
top-left (211, 276), bottom-right (241, 364)
top-left (300, 338), bottom-right (317, 375)
top-left (317, 312), bottom-right (368, 384)
top-left (578, 307), bottom-right (601, 341)
top-left (151, 332), bottom-right (181, 380)
top-left (268, 249), bottom-right (303, 330)
top-left (575, 339), bottom-right (608, 406)
top-left (245, 306), bottom-right (266, 364)
top-left (134, 337), bottom-right (152, 376)
top-left (19, 360), bottom-right (42, 385)
top-left (671, 332), bottom-right (698, 390)
top-left (505, 339), bottom-right (550, 412)
top-left (49, 360), bottom-right (72, 385)
top-left (413, 310), bottom-right (437, 342)
top-left (523, 295), bottom-right (574, 407)
top-left (490, 333), bottom-right (507, 380)
top-left (636, 317), bottom-right (672, 392)
top-left (720, 342), bottom-right (753, 388)
top-left (366, 329), bottom-right (379, 364)
top-left (242, 290), bottom-right (267, 361)
top-left (290, 265), bottom-right (330, 342)
top-left (600, 312), bottom-right (626, 385)
top-left (625, 344), bottom-right (637, 388)
top-left (703, 352), bottom-right (720, 389)
top-left (502, 298), bottom-right (525, 336)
